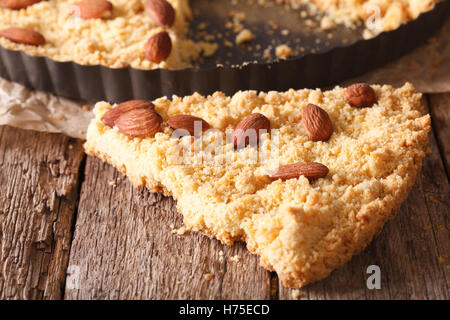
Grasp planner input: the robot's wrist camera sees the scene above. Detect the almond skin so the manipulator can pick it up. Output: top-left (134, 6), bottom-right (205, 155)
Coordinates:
top-left (70, 0), bottom-right (113, 19)
top-left (345, 83), bottom-right (377, 108)
top-left (145, 0), bottom-right (175, 27)
top-left (0, 27), bottom-right (45, 46)
top-left (145, 31), bottom-right (172, 63)
top-left (233, 113), bottom-right (271, 148)
top-left (302, 103), bottom-right (333, 142)
top-left (167, 115), bottom-right (210, 137)
top-left (269, 162), bottom-right (329, 181)
top-left (115, 108), bottom-right (162, 138)
top-left (1, 0), bottom-right (42, 9)
top-left (101, 100), bottom-right (155, 128)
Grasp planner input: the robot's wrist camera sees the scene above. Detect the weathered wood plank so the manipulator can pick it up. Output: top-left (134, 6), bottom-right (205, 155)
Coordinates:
top-left (0, 125), bottom-right (84, 300)
top-left (428, 93), bottom-right (450, 180)
top-left (279, 96), bottom-right (450, 300)
top-left (65, 157), bottom-right (271, 300)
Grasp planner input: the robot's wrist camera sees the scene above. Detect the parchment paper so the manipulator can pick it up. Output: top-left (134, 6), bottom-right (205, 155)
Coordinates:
top-left (0, 20), bottom-right (449, 140)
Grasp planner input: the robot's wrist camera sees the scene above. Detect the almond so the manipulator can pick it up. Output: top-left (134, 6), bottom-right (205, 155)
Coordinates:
top-left (233, 113), bottom-right (271, 148)
top-left (70, 0), bottom-right (113, 19)
top-left (269, 162), bottom-right (329, 181)
top-left (1, 0), bottom-right (42, 9)
top-left (167, 115), bottom-right (210, 137)
top-left (345, 83), bottom-right (377, 108)
top-left (145, 0), bottom-right (175, 27)
top-left (101, 100), bottom-right (155, 128)
top-left (0, 27), bottom-right (45, 46)
top-left (302, 104), bottom-right (333, 142)
top-left (145, 31), bottom-right (172, 63)
top-left (115, 108), bottom-right (162, 138)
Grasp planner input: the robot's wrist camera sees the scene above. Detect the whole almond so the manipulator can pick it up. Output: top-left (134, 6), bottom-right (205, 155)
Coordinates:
top-left (115, 108), bottom-right (162, 138)
top-left (270, 162), bottom-right (329, 181)
top-left (145, 0), bottom-right (175, 27)
top-left (345, 83), bottom-right (377, 108)
top-left (0, 27), bottom-right (45, 46)
top-left (70, 0), bottom-right (113, 19)
top-left (1, 0), bottom-right (42, 9)
top-left (167, 115), bottom-right (210, 137)
top-left (145, 31), bottom-right (172, 63)
top-left (302, 104), bottom-right (333, 142)
top-left (101, 100), bottom-right (155, 128)
top-left (233, 113), bottom-right (271, 148)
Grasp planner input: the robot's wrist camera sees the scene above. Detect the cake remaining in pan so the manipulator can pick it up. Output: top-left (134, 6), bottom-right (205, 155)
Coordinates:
top-left (84, 83), bottom-right (430, 287)
top-left (0, 0), bottom-right (218, 69)
top-left (0, 0), bottom-right (440, 70)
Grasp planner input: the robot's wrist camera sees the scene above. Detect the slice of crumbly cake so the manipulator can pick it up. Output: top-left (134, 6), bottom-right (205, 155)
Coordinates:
top-left (84, 83), bottom-right (430, 288)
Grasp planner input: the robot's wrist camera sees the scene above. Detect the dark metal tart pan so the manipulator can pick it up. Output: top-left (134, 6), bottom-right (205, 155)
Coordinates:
top-left (0, 0), bottom-right (448, 103)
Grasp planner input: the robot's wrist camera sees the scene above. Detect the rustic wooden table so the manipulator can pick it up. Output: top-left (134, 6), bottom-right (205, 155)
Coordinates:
top-left (0, 93), bottom-right (448, 300)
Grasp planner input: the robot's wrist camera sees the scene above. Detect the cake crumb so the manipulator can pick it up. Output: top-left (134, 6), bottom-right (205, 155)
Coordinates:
top-left (204, 273), bottom-right (213, 281)
top-left (218, 250), bottom-right (225, 262)
top-left (236, 29), bottom-right (255, 44)
top-left (172, 226), bottom-right (188, 235)
top-left (108, 180), bottom-right (117, 187)
top-left (223, 40), bottom-right (233, 48)
top-left (320, 16), bottom-right (335, 30)
top-left (197, 23), bottom-right (207, 30)
top-left (275, 44), bottom-right (294, 59)
top-left (82, 105), bottom-right (90, 112)
top-left (291, 289), bottom-right (302, 300)
top-left (280, 29), bottom-right (290, 36)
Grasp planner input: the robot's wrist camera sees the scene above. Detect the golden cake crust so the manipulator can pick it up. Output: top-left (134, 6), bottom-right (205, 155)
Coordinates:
top-left (84, 83), bottom-right (430, 288)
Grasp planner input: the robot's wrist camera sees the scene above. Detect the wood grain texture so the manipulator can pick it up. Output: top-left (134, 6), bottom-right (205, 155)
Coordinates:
top-left (64, 157), bottom-right (271, 300)
top-left (2, 94), bottom-right (448, 300)
top-left (279, 97), bottom-right (450, 300)
top-left (428, 93), bottom-right (450, 179)
top-left (0, 126), bottom-right (84, 300)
